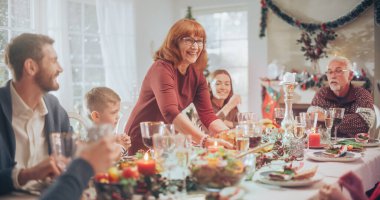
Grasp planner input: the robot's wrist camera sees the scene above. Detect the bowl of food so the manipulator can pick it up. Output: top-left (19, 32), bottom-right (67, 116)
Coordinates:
top-left (190, 149), bottom-right (247, 192)
top-left (93, 164), bottom-right (138, 200)
top-left (355, 133), bottom-right (369, 143)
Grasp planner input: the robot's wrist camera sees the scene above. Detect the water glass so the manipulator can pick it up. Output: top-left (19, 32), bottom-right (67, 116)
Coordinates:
top-left (237, 112), bottom-right (257, 125)
top-left (153, 133), bottom-right (188, 197)
top-left (288, 138), bottom-right (305, 161)
top-left (236, 123), bottom-right (261, 150)
top-left (329, 108), bottom-right (345, 143)
top-left (140, 122), bottom-right (174, 150)
top-left (50, 132), bottom-right (77, 171)
top-left (86, 124), bottom-right (114, 142)
top-left (293, 116), bottom-right (306, 139)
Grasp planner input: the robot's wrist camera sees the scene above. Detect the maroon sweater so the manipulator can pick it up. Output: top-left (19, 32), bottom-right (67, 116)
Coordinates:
top-left (310, 85), bottom-right (374, 138)
top-left (124, 60), bottom-right (218, 155)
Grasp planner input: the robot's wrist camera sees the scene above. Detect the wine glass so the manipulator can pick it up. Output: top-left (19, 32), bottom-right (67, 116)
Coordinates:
top-left (324, 110), bottom-right (334, 144)
top-left (329, 108), bottom-right (345, 143)
top-left (274, 107), bottom-right (285, 126)
top-left (291, 116), bottom-right (306, 160)
top-left (50, 132), bottom-right (77, 171)
top-left (140, 122), bottom-right (174, 154)
top-left (293, 116), bottom-right (306, 139)
top-left (237, 112), bottom-right (257, 125)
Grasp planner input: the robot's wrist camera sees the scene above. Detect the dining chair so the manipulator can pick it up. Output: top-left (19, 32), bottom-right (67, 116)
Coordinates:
top-left (370, 104), bottom-right (380, 139)
top-left (68, 111), bottom-right (91, 140)
top-left (116, 101), bottom-right (134, 134)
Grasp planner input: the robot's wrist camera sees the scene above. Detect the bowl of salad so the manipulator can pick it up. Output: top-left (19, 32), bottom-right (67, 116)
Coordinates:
top-left (189, 149), bottom-right (247, 192)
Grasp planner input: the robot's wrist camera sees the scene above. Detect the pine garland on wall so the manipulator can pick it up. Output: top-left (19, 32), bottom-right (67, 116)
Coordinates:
top-left (259, 0), bottom-right (374, 36)
top-left (259, 0), bottom-right (374, 66)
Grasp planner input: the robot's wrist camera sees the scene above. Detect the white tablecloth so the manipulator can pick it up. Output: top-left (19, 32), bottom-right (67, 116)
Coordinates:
top-left (241, 147), bottom-right (380, 200)
top-left (2, 147), bottom-right (380, 200)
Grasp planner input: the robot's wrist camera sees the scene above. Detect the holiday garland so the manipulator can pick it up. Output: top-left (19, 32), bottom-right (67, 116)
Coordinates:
top-left (260, 0), bottom-right (374, 37)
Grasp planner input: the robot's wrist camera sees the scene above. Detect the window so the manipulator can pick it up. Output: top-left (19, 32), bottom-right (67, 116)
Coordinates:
top-left (195, 9), bottom-right (249, 111)
top-left (0, 0), bottom-right (34, 86)
top-left (67, 0), bottom-right (104, 111)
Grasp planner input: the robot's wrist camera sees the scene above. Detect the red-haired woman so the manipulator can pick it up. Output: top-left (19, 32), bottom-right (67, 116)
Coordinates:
top-left (208, 69), bottom-right (241, 128)
top-left (125, 19), bottom-right (232, 155)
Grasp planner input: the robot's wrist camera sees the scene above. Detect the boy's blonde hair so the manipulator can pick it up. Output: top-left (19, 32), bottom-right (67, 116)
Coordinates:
top-left (85, 87), bottom-right (121, 115)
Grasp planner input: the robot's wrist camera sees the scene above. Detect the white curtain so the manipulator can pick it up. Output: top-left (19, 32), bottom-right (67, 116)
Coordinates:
top-left (37, 0), bottom-right (74, 111)
top-left (96, 0), bottom-right (137, 102)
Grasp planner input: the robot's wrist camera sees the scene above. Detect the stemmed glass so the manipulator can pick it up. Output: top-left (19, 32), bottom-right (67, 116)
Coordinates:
top-left (329, 108), bottom-right (345, 143)
top-left (140, 122), bottom-right (175, 155)
top-left (293, 116), bottom-right (306, 139)
top-left (324, 110), bottom-right (334, 144)
top-left (290, 116), bottom-right (307, 160)
top-left (237, 112), bottom-right (257, 125)
top-left (274, 107), bottom-right (285, 126)
top-left (50, 132), bottom-right (77, 171)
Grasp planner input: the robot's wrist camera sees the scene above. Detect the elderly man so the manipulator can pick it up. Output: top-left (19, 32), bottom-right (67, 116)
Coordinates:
top-left (0, 33), bottom-right (70, 194)
top-left (309, 56), bottom-right (375, 138)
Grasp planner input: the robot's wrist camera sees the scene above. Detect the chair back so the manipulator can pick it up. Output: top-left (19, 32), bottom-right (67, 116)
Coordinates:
top-left (370, 104), bottom-right (380, 139)
top-left (68, 112), bottom-right (91, 140)
top-left (116, 101), bottom-right (134, 134)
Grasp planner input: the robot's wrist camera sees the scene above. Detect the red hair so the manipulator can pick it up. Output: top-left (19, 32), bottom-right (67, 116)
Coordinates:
top-left (154, 19), bottom-right (208, 72)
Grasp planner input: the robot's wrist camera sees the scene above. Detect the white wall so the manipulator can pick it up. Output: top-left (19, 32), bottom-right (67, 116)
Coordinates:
top-left (267, 0), bottom-right (374, 74)
top-left (133, 0), bottom-right (375, 118)
top-left (133, 0), bottom-right (175, 83)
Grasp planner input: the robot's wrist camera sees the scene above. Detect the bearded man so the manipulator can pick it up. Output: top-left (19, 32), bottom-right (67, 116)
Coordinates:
top-left (0, 33), bottom-right (70, 195)
top-left (309, 56), bottom-right (375, 138)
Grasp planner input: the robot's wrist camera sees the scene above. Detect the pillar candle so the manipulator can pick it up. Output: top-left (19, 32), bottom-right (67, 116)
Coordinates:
top-left (309, 133), bottom-right (321, 147)
top-left (136, 153), bottom-right (156, 176)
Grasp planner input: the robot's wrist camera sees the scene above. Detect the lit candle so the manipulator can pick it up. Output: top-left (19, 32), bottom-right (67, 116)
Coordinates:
top-left (309, 133), bottom-right (321, 147)
top-left (136, 152), bottom-right (156, 176)
top-left (208, 141), bottom-right (219, 153)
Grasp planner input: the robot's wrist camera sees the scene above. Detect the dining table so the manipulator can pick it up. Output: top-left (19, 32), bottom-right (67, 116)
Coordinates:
top-left (1, 144), bottom-right (380, 200)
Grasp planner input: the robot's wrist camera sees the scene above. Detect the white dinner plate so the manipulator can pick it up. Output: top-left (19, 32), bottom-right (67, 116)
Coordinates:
top-left (339, 138), bottom-right (380, 147)
top-left (258, 171), bottom-right (322, 187)
top-left (306, 151), bottom-right (361, 162)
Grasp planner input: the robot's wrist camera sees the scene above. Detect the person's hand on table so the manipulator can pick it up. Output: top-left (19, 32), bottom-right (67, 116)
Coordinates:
top-left (319, 183), bottom-right (347, 200)
top-left (116, 134), bottom-right (131, 150)
top-left (339, 171), bottom-right (368, 200)
top-left (18, 157), bottom-right (61, 186)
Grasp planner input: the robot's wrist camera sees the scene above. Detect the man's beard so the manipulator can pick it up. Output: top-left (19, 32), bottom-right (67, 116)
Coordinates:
top-left (329, 84), bottom-right (341, 93)
top-left (35, 70), bottom-right (59, 92)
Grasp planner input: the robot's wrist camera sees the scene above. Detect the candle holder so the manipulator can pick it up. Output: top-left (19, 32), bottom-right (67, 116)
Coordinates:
top-left (280, 81), bottom-right (297, 143)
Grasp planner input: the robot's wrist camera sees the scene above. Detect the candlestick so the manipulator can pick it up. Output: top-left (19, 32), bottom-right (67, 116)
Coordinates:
top-left (280, 74), bottom-right (297, 143)
top-left (309, 133), bottom-right (321, 147)
top-left (137, 152), bottom-right (156, 176)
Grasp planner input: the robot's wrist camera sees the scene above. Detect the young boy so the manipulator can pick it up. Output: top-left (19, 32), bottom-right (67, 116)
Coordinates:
top-left (85, 87), bottom-right (131, 156)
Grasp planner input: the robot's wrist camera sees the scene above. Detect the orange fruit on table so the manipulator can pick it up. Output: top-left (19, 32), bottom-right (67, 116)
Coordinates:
top-left (108, 167), bottom-right (120, 183)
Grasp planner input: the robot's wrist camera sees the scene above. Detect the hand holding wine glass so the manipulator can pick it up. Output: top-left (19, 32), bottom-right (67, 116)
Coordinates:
top-left (49, 132), bottom-right (77, 171)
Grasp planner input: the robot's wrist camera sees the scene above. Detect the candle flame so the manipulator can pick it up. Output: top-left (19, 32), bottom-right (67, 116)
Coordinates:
top-left (214, 141), bottom-right (218, 147)
top-left (144, 152), bottom-right (149, 161)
